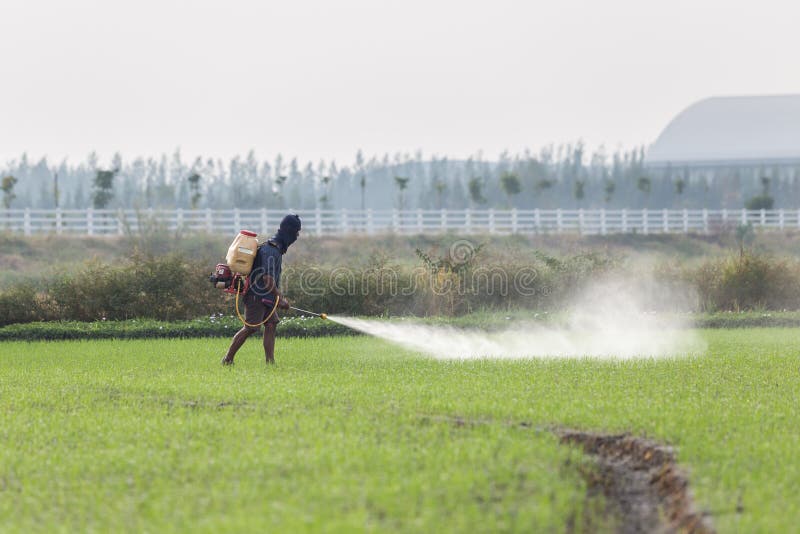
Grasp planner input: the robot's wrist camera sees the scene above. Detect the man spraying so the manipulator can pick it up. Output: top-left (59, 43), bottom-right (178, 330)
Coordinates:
top-left (221, 214), bottom-right (301, 366)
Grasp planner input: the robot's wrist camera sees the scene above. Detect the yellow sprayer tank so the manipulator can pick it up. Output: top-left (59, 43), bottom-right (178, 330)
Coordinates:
top-left (226, 230), bottom-right (259, 275)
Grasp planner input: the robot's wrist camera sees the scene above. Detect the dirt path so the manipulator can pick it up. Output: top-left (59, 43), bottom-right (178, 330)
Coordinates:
top-left (558, 430), bottom-right (715, 534)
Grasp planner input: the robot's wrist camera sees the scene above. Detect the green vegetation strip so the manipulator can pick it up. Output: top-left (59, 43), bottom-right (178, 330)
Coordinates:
top-left (2, 311), bottom-right (800, 341)
top-left (1, 329), bottom-right (798, 531)
top-left (0, 316), bottom-right (352, 341)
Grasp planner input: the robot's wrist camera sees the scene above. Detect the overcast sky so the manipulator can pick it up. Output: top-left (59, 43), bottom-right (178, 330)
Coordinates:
top-left (2, 0), bottom-right (799, 166)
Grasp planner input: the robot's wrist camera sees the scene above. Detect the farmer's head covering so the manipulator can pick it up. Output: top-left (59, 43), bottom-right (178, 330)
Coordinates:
top-left (269, 213), bottom-right (302, 253)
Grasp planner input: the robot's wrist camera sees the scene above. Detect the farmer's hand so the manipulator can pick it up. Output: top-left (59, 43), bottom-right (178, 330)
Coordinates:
top-left (278, 297), bottom-right (291, 310)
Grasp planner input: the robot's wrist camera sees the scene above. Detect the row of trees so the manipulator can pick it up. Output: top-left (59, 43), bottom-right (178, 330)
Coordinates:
top-left (1, 145), bottom-right (796, 210)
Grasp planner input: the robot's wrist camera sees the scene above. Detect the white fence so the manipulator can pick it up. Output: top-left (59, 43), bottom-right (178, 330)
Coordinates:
top-left (1, 208), bottom-right (799, 236)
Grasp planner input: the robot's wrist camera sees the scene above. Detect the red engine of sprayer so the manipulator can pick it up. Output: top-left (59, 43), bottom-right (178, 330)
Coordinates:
top-left (209, 263), bottom-right (249, 294)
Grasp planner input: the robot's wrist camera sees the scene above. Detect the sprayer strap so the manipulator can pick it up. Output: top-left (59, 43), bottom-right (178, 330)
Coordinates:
top-left (235, 292), bottom-right (280, 328)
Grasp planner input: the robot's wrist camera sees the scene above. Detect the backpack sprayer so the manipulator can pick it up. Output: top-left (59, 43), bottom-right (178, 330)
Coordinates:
top-left (209, 230), bottom-right (327, 326)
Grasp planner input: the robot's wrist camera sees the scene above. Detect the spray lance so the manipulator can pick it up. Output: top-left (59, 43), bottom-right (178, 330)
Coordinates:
top-left (288, 306), bottom-right (327, 320)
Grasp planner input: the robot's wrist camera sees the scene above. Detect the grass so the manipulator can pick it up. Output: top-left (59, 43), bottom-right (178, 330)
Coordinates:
top-left (1, 329), bottom-right (799, 532)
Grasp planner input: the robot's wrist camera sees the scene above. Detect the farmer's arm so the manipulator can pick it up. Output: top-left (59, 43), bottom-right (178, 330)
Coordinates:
top-left (261, 274), bottom-right (290, 309)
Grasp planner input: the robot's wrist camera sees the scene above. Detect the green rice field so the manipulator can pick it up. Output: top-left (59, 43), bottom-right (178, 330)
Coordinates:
top-left (1, 329), bottom-right (799, 532)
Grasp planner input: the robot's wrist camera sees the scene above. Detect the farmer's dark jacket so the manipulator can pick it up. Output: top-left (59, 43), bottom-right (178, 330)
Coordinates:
top-left (248, 242), bottom-right (282, 298)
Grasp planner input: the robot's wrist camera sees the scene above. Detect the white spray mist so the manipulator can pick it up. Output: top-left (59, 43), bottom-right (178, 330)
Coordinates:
top-left (326, 278), bottom-right (705, 359)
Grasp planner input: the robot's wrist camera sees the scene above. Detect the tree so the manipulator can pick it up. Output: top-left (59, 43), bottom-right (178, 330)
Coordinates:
top-left (355, 149), bottom-right (366, 210)
top-left (468, 177), bottom-right (486, 207)
top-left (274, 175), bottom-right (288, 207)
top-left (187, 173), bottom-right (202, 209)
top-left (637, 176), bottom-right (651, 206)
top-left (603, 179), bottom-right (615, 203)
top-left (573, 179), bottom-right (585, 206)
top-left (434, 180), bottom-right (447, 209)
top-left (499, 172), bottom-right (522, 207)
top-left (394, 176), bottom-right (410, 210)
top-left (535, 178), bottom-right (553, 193)
top-left (319, 176), bottom-right (332, 209)
top-left (745, 176), bottom-right (774, 210)
top-left (674, 177), bottom-right (686, 196)
top-left (53, 171), bottom-right (60, 208)
top-left (2, 175), bottom-right (18, 209)
top-left (92, 169), bottom-right (118, 209)
top-left (533, 178), bottom-right (554, 208)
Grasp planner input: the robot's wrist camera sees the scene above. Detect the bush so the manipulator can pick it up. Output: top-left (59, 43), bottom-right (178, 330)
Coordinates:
top-left (692, 253), bottom-right (800, 311)
top-left (0, 253), bottom-right (228, 326)
top-left (744, 195), bottom-right (774, 211)
top-left (0, 282), bottom-right (55, 325)
top-left (5, 245), bottom-right (800, 327)
top-left (44, 252), bottom-right (227, 322)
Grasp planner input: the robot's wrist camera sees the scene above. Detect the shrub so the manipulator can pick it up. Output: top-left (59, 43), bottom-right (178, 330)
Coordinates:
top-left (43, 253), bottom-right (227, 323)
top-left (0, 282), bottom-right (54, 326)
top-left (692, 253), bottom-right (800, 311)
top-left (744, 195), bottom-right (774, 211)
top-left (6, 245), bottom-right (800, 327)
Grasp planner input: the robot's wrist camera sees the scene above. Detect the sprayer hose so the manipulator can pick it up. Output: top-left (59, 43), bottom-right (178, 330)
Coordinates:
top-left (234, 291), bottom-right (281, 328)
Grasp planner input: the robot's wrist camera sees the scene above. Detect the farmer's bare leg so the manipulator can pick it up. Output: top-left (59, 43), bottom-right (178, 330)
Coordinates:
top-left (263, 322), bottom-right (277, 364)
top-left (222, 326), bottom-right (259, 364)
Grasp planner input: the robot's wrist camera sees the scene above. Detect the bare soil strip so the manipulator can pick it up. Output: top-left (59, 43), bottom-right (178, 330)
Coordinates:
top-left (416, 415), bottom-right (715, 532)
top-left (558, 430), bottom-right (715, 534)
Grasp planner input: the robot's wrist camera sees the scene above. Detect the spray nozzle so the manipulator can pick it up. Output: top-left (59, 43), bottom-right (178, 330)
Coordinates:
top-left (289, 306), bottom-right (328, 320)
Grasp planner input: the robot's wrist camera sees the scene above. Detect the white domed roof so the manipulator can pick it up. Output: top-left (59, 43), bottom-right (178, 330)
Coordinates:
top-left (646, 95), bottom-right (800, 167)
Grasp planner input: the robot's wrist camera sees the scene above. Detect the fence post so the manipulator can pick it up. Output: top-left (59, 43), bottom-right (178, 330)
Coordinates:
top-left (534, 209), bottom-right (541, 234)
top-left (556, 209), bottom-right (563, 234)
top-left (233, 208), bottom-right (241, 231)
top-left (511, 209), bottom-right (518, 234)
top-left (642, 208), bottom-right (649, 235)
top-left (440, 209), bottom-right (447, 232)
top-left (488, 209), bottom-right (496, 234)
top-left (416, 208), bottom-right (423, 233)
top-left (683, 209), bottom-right (689, 233)
top-left (341, 208), bottom-right (348, 234)
top-left (55, 208), bottom-right (63, 235)
top-left (23, 208), bottom-right (31, 236)
top-left (600, 209), bottom-right (607, 235)
top-left (117, 209), bottom-right (124, 236)
top-left (176, 208), bottom-right (184, 231)
top-left (578, 208), bottom-right (584, 235)
top-left (702, 209), bottom-right (709, 234)
top-left (760, 209), bottom-right (766, 227)
top-left (740, 208), bottom-right (747, 225)
top-left (366, 209), bottom-right (374, 235)
top-left (662, 209), bottom-right (668, 233)
top-left (315, 208), bottom-right (323, 236)
top-left (87, 208), bottom-right (94, 236)
top-left (722, 208), bottom-right (728, 225)
top-left (465, 208), bottom-right (472, 233)
top-left (392, 209), bottom-right (399, 233)
top-left (205, 208), bottom-right (213, 233)
top-left (779, 209), bottom-right (785, 230)
top-left (261, 208), bottom-right (268, 234)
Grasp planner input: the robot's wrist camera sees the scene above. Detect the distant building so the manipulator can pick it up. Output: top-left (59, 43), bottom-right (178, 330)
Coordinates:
top-left (646, 95), bottom-right (800, 168)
